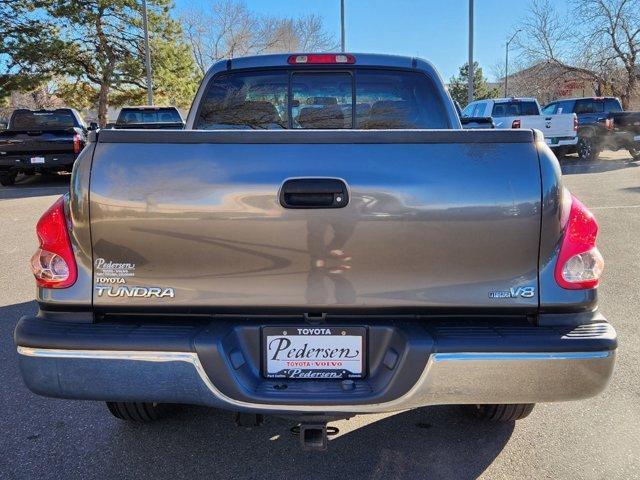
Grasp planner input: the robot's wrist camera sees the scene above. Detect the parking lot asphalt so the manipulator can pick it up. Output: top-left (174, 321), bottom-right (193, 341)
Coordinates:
top-left (0, 153), bottom-right (639, 480)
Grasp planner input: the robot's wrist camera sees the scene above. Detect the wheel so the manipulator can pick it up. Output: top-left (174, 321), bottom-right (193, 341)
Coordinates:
top-left (577, 135), bottom-right (600, 161)
top-left (463, 403), bottom-right (535, 422)
top-left (0, 172), bottom-right (16, 186)
top-left (106, 401), bottom-right (174, 422)
top-left (553, 147), bottom-right (568, 159)
top-left (630, 147), bottom-right (640, 161)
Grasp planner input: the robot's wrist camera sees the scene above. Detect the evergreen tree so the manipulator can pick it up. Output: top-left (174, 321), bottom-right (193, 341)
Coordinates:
top-left (2, 1), bottom-right (199, 125)
top-left (449, 62), bottom-right (500, 108)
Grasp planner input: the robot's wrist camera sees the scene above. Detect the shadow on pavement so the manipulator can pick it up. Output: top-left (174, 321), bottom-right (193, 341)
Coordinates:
top-left (0, 173), bottom-right (70, 200)
top-left (96, 405), bottom-right (514, 479)
top-left (0, 299), bottom-right (514, 480)
top-left (560, 157), bottom-right (639, 175)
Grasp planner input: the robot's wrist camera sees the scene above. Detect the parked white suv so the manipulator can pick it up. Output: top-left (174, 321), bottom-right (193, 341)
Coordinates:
top-left (462, 97), bottom-right (578, 151)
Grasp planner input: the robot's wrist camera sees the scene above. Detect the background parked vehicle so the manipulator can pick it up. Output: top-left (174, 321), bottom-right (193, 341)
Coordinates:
top-left (461, 97), bottom-right (578, 152)
top-left (460, 116), bottom-right (495, 129)
top-left (113, 106), bottom-right (185, 129)
top-left (0, 108), bottom-right (89, 186)
top-left (542, 97), bottom-right (640, 161)
top-left (454, 100), bottom-right (495, 129)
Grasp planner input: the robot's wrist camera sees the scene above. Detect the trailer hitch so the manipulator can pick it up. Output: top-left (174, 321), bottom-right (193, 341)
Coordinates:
top-left (291, 423), bottom-right (339, 451)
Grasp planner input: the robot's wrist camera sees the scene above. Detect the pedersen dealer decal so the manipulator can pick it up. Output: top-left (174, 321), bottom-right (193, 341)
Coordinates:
top-left (94, 257), bottom-right (175, 298)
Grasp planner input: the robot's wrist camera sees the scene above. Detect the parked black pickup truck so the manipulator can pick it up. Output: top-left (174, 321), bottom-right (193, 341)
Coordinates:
top-left (114, 106), bottom-right (185, 130)
top-left (604, 111), bottom-right (640, 160)
top-left (542, 97), bottom-right (640, 160)
top-left (0, 108), bottom-right (89, 186)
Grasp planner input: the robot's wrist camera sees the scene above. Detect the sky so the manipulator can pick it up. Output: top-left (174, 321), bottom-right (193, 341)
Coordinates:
top-left (173, 0), bottom-right (550, 82)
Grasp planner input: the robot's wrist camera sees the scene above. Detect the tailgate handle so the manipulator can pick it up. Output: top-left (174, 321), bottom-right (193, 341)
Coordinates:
top-left (279, 178), bottom-right (349, 209)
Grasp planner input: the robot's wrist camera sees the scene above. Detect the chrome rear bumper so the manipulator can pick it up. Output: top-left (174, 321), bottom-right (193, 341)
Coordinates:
top-left (16, 345), bottom-right (615, 414)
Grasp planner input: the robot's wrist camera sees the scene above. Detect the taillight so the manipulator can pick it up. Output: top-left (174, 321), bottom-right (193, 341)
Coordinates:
top-left (287, 54), bottom-right (356, 64)
top-left (554, 193), bottom-right (604, 289)
top-left (573, 114), bottom-right (578, 132)
top-left (511, 119), bottom-right (521, 128)
top-left (604, 118), bottom-right (614, 130)
top-left (73, 133), bottom-right (81, 154)
top-left (30, 196), bottom-right (77, 289)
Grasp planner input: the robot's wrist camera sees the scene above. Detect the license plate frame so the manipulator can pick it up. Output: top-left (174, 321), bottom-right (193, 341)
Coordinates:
top-left (262, 326), bottom-right (366, 380)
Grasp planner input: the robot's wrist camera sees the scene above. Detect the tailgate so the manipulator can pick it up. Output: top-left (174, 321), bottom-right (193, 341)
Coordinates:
top-left (89, 130), bottom-right (542, 310)
top-left (521, 114), bottom-right (575, 138)
top-left (0, 130), bottom-right (76, 155)
top-left (612, 112), bottom-right (640, 135)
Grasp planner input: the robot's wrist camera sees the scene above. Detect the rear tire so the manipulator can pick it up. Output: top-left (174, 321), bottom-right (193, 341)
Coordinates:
top-left (463, 403), bottom-right (535, 422)
top-left (553, 147), bottom-right (568, 159)
top-left (106, 402), bottom-right (174, 422)
top-left (0, 172), bottom-right (16, 186)
top-left (577, 135), bottom-right (600, 161)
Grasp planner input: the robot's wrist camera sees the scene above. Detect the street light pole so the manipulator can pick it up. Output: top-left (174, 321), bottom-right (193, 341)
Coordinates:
top-left (340, 0), bottom-right (345, 52)
top-left (142, 0), bottom-right (153, 105)
top-left (468, 0), bottom-right (474, 104)
top-left (504, 30), bottom-right (521, 97)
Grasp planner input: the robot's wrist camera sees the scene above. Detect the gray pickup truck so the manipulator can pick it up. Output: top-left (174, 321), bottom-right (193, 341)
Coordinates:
top-left (15, 54), bottom-right (616, 451)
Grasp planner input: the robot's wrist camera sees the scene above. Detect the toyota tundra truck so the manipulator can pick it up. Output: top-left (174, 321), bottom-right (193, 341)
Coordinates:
top-left (14, 54), bottom-right (616, 451)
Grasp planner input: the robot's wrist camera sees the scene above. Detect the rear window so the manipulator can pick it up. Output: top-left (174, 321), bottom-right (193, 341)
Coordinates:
top-left (195, 69), bottom-right (450, 130)
top-left (604, 98), bottom-right (622, 113)
top-left (10, 111), bottom-right (76, 130)
top-left (492, 101), bottom-right (538, 117)
top-left (574, 99), bottom-right (605, 114)
top-left (117, 108), bottom-right (182, 124)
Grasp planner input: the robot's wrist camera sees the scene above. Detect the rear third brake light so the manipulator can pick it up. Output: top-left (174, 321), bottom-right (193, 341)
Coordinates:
top-left (511, 119), bottom-right (521, 128)
top-left (554, 193), bottom-right (604, 289)
top-left (287, 54), bottom-right (356, 65)
top-left (30, 196), bottom-right (77, 289)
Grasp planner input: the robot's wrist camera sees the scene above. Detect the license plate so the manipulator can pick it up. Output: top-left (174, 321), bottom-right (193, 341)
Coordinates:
top-left (263, 326), bottom-right (365, 379)
top-left (634, 135), bottom-right (640, 141)
top-left (546, 137), bottom-right (559, 145)
top-left (30, 157), bottom-right (45, 164)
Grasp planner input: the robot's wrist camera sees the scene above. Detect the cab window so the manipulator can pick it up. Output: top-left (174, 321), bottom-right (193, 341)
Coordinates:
top-left (604, 98), bottom-right (622, 113)
top-left (542, 103), bottom-right (557, 114)
top-left (461, 103), bottom-right (475, 117)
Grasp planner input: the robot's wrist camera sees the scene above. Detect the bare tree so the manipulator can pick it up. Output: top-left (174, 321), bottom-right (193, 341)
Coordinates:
top-left (518, 0), bottom-right (640, 108)
top-left (181, 0), bottom-right (336, 75)
top-left (265, 15), bottom-right (338, 53)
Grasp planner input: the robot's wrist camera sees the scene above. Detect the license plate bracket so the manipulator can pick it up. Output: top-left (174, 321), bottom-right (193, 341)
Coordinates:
top-left (262, 326), bottom-right (366, 379)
